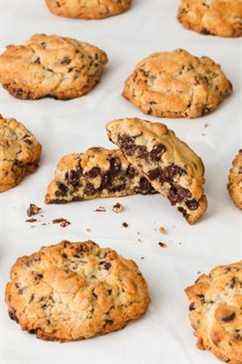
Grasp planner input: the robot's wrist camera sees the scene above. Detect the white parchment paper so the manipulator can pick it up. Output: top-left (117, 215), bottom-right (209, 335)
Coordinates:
top-left (0, 1), bottom-right (241, 363)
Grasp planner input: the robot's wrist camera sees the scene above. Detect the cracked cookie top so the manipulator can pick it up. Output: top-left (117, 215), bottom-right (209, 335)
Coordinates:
top-left (228, 150), bottom-right (242, 209)
top-left (178, 0), bottom-right (242, 37)
top-left (6, 240), bottom-right (150, 341)
top-left (0, 115), bottom-right (41, 192)
top-left (45, 0), bottom-right (132, 19)
top-left (186, 261), bottom-right (242, 363)
top-left (106, 118), bottom-right (207, 224)
top-left (123, 49), bottom-right (232, 119)
top-left (0, 34), bottom-right (108, 100)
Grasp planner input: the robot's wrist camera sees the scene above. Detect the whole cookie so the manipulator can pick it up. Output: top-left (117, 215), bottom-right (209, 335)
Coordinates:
top-left (106, 118), bottom-right (207, 224)
top-left (123, 49), bottom-right (232, 119)
top-left (186, 261), bottom-right (242, 363)
top-left (6, 240), bottom-right (150, 341)
top-left (0, 34), bottom-right (108, 100)
top-left (178, 0), bottom-right (242, 37)
top-left (228, 150), bottom-right (242, 209)
top-left (0, 115), bottom-right (41, 192)
top-left (45, 0), bottom-right (132, 19)
top-left (45, 147), bottom-right (156, 204)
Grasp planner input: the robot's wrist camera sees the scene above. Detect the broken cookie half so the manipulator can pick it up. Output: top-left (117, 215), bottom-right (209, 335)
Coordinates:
top-left (106, 118), bottom-right (207, 224)
top-left (45, 147), bottom-right (156, 204)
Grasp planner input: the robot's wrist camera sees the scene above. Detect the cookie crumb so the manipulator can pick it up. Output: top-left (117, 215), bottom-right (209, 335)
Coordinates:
top-left (26, 218), bottom-right (37, 223)
top-left (158, 242), bottom-right (167, 248)
top-left (95, 206), bottom-right (106, 212)
top-left (204, 123), bottom-right (209, 128)
top-left (86, 227), bottom-right (92, 233)
top-left (159, 225), bottom-right (167, 234)
top-left (140, 257), bottom-right (145, 260)
top-left (27, 203), bottom-right (42, 217)
top-left (53, 218), bottom-right (71, 228)
top-left (112, 202), bottom-right (124, 213)
top-left (122, 222), bottom-right (129, 228)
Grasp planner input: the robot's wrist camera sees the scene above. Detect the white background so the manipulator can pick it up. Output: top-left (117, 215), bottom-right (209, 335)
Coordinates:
top-left (0, 1), bottom-right (241, 363)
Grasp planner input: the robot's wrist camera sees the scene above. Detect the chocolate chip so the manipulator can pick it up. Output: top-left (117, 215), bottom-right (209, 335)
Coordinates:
top-left (57, 182), bottom-right (69, 196)
top-left (85, 167), bottom-right (101, 178)
top-left (138, 177), bottom-right (153, 194)
top-left (222, 312), bottom-right (236, 322)
top-left (100, 173), bottom-right (111, 189)
top-left (109, 157), bottom-right (121, 175)
top-left (185, 199), bottom-right (199, 211)
top-left (118, 135), bottom-right (136, 156)
top-left (150, 144), bottom-right (166, 161)
top-left (84, 182), bottom-right (96, 196)
top-left (100, 261), bottom-right (111, 270)
top-left (168, 185), bottom-right (191, 205)
top-left (65, 168), bottom-right (82, 187)
top-left (8, 310), bottom-right (19, 323)
top-left (148, 168), bottom-right (162, 180)
top-left (163, 164), bottom-right (186, 180)
top-left (60, 57), bottom-right (71, 65)
top-left (127, 165), bottom-right (136, 178)
top-left (189, 302), bottom-right (196, 311)
top-left (136, 145), bottom-right (148, 159)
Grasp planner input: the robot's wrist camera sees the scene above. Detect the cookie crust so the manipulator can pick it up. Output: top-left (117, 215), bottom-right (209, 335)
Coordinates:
top-left (0, 115), bottom-right (41, 192)
top-left (0, 34), bottom-right (108, 100)
top-left (178, 0), bottom-right (242, 37)
top-left (228, 150), bottom-right (242, 209)
top-left (6, 240), bottom-right (150, 342)
top-left (186, 261), bottom-right (242, 363)
top-left (45, 0), bottom-right (132, 19)
top-left (106, 118), bottom-right (207, 224)
top-left (45, 147), bottom-right (156, 204)
top-left (123, 49), bottom-right (232, 119)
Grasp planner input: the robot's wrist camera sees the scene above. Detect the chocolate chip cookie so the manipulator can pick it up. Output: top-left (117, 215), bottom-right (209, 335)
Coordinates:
top-left (123, 49), bottom-right (232, 118)
top-left (186, 261), bottom-right (242, 363)
top-left (178, 0), bottom-right (242, 37)
top-left (0, 115), bottom-right (41, 192)
top-left (45, 0), bottom-right (132, 19)
top-left (0, 34), bottom-right (108, 100)
top-left (228, 150), bottom-right (242, 209)
top-left (45, 147), bottom-right (156, 203)
top-left (6, 240), bottom-right (150, 342)
top-left (106, 118), bottom-right (207, 224)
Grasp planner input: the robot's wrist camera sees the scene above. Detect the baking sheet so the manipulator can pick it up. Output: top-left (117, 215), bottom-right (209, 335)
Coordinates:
top-left (0, 0), bottom-right (241, 363)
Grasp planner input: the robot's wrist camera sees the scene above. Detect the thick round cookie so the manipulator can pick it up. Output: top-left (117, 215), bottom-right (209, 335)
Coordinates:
top-left (0, 34), bottom-right (108, 100)
top-left (178, 0), bottom-right (242, 37)
top-left (0, 115), bottom-right (41, 192)
top-left (45, 0), bottom-right (132, 19)
top-left (6, 240), bottom-right (150, 341)
top-left (228, 150), bottom-right (242, 209)
top-left (106, 118), bottom-right (207, 224)
top-left (186, 261), bottom-right (242, 363)
top-left (45, 147), bottom-right (156, 204)
top-left (123, 49), bottom-right (232, 119)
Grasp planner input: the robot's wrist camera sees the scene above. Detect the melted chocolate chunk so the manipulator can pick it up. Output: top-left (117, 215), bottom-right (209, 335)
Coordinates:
top-left (136, 145), bottom-right (148, 159)
top-left (100, 173), bottom-right (111, 190)
top-left (168, 185), bottom-right (191, 205)
top-left (57, 182), bottom-right (69, 196)
top-left (85, 167), bottom-right (101, 178)
top-left (118, 135), bottom-right (136, 156)
top-left (148, 168), bottom-right (162, 180)
top-left (163, 164), bottom-right (185, 181)
top-left (127, 165), bottom-right (136, 178)
top-left (185, 199), bottom-right (199, 211)
top-left (65, 168), bottom-right (82, 187)
top-left (138, 177), bottom-right (153, 194)
top-left (150, 144), bottom-right (166, 161)
top-left (109, 157), bottom-right (121, 175)
top-left (84, 182), bottom-right (96, 196)
top-left (221, 312), bottom-right (236, 322)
